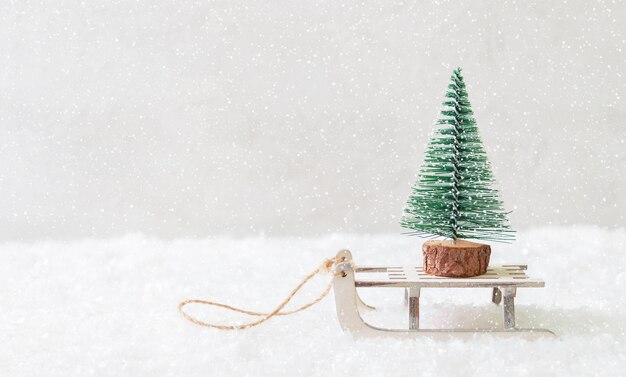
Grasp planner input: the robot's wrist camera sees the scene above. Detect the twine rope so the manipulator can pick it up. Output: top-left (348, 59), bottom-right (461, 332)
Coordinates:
top-left (178, 256), bottom-right (347, 330)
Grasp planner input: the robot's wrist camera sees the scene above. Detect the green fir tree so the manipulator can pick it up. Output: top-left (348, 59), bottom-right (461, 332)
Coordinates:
top-left (401, 68), bottom-right (515, 243)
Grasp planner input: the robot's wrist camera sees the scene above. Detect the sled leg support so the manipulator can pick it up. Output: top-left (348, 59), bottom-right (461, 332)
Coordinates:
top-left (502, 287), bottom-right (516, 329)
top-left (332, 250), bottom-right (555, 338)
top-left (408, 287), bottom-right (420, 329)
top-left (492, 287), bottom-right (502, 304)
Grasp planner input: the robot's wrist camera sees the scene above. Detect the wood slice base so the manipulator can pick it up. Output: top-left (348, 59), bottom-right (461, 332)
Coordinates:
top-left (422, 240), bottom-right (491, 278)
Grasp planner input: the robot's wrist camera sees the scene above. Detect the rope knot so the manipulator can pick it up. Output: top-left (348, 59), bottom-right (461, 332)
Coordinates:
top-left (321, 257), bottom-right (339, 273)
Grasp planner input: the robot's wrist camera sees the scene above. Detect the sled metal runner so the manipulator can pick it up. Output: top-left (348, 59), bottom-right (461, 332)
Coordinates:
top-left (332, 250), bottom-right (555, 338)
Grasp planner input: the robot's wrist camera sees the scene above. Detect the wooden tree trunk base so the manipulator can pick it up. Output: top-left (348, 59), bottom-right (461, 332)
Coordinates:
top-left (422, 240), bottom-right (491, 278)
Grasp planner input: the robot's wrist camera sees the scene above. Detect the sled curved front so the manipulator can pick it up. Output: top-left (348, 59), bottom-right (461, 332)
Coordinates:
top-left (334, 249), bottom-right (375, 312)
top-left (332, 251), bottom-right (555, 338)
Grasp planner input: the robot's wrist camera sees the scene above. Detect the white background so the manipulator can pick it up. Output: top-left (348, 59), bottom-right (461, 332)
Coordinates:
top-left (1, 0), bottom-right (625, 241)
top-left (2, 3), bottom-right (626, 376)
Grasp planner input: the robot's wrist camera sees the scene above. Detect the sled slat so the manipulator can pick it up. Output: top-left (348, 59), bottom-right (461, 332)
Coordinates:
top-left (353, 265), bottom-right (543, 288)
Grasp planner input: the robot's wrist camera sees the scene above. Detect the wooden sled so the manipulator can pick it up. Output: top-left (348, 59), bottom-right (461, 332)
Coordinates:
top-left (332, 249), bottom-right (555, 338)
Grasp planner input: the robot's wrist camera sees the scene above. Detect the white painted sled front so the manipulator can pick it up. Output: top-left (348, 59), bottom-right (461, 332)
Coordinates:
top-left (332, 250), bottom-right (555, 338)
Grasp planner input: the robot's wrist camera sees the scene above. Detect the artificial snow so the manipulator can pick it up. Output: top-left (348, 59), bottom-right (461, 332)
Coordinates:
top-left (1, 226), bottom-right (624, 376)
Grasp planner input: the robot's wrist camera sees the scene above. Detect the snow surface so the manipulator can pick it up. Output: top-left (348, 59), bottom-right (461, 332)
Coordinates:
top-left (2, 226), bottom-right (625, 376)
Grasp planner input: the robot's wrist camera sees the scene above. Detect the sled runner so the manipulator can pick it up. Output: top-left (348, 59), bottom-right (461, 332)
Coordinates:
top-left (332, 250), bottom-right (555, 338)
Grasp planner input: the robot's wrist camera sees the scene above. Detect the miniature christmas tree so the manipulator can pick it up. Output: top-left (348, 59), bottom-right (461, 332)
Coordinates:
top-left (401, 68), bottom-right (515, 277)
